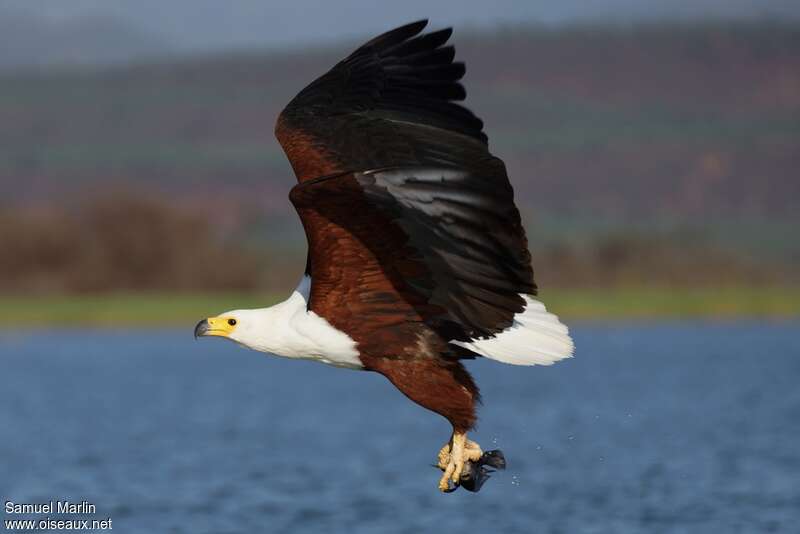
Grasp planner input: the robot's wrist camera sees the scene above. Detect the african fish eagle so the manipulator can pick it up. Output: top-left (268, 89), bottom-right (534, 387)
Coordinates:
top-left (194, 19), bottom-right (574, 493)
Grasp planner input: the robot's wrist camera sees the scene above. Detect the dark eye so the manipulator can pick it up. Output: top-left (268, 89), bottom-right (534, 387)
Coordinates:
top-left (227, 318), bottom-right (237, 326)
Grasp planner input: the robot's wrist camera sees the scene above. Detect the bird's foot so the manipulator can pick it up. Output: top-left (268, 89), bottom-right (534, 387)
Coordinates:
top-left (437, 432), bottom-right (483, 492)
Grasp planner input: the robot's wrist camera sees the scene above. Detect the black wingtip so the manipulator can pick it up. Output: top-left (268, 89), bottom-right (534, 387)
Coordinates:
top-left (391, 19), bottom-right (429, 38)
top-left (361, 19), bottom-right (429, 51)
top-left (405, 19), bottom-right (430, 31)
top-left (429, 26), bottom-right (454, 42)
top-left (284, 18), bottom-right (488, 146)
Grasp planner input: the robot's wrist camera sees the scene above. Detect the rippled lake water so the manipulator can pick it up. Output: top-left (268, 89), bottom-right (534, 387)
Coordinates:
top-left (1, 322), bottom-right (799, 533)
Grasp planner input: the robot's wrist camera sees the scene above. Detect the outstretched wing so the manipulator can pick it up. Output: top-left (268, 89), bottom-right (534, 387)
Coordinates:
top-left (290, 163), bottom-right (532, 347)
top-left (278, 21), bottom-right (571, 361)
top-left (275, 19), bottom-right (486, 183)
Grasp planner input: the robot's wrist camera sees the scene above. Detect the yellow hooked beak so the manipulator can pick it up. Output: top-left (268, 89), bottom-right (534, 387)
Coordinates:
top-left (194, 316), bottom-right (237, 339)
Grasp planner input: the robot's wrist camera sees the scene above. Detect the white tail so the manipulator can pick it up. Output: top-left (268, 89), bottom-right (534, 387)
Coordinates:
top-left (450, 295), bottom-right (574, 366)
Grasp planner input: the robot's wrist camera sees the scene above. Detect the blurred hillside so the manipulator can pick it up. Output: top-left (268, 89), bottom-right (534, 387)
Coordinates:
top-left (1, 22), bottom-right (798, 294)
top-left (0, 6), bottom-right (172, 70)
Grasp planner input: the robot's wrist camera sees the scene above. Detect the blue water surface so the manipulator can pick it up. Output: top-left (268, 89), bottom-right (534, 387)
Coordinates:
top-left (1, 322), bottom-right (799, 533)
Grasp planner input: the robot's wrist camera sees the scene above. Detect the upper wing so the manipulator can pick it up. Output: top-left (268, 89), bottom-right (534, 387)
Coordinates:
top-left (289, 164), bottom-right (533, 346)
top-left (279, 21), bottom-right (543, 351)
top-left (275, 19), bottom-right (487, 183)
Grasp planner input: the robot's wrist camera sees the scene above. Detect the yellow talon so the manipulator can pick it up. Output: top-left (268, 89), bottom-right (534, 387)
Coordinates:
top-left (437, 431), bottom-right (483, 492)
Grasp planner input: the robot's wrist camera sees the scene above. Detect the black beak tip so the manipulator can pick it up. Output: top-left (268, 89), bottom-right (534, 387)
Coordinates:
top-left (194, 319), bottom-right (209, 339)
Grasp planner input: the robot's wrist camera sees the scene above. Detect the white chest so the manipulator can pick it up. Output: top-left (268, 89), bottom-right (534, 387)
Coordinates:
top-left (234, 278), bottom-right (363, 369)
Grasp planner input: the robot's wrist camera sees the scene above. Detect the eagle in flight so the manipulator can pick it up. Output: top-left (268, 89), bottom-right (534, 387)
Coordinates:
top-left (194, 20), bottom-right (574, 493)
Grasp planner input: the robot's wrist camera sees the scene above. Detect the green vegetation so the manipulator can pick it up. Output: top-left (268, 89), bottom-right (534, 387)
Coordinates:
top-left (1, 287), bottom-right (797, 328)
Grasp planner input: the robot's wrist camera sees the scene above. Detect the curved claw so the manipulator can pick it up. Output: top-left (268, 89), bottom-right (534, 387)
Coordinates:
top-left (441, 483), bottom-right (459, 493)
top-left (436, 432), bottom-right (485, 492)
top-left (434, 449), bottom-right (507, 493)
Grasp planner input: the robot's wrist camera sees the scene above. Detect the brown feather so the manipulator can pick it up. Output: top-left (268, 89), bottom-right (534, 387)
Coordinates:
top-left (278, 22), bottom-right (539, 430)
top-left (291, 173), bottom-right (479, 429)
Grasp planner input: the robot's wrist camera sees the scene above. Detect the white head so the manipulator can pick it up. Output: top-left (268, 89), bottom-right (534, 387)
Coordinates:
top-left (193, 278), bottom-right (362, 369)
top-left (194, 309), bottom-right (269, 350)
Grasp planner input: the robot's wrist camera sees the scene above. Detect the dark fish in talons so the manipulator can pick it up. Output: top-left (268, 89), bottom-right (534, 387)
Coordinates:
top-left (439, 449), bottom-right (506, 493)
top-left (459, 449), bottom-right (506, 492)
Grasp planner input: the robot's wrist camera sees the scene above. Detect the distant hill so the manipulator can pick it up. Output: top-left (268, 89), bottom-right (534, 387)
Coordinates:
top-left (0, 7), bottom-right (171, 71)
top-left (2, 22), bottom-right (797, 219)
top-left (1, 20), bottom-right (798, 279)
top-left (3, 0), bottom-right (800, 56)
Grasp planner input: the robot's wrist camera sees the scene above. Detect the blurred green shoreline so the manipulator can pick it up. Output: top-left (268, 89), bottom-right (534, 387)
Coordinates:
top-left (1, 287), bottom-right (798, 327)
